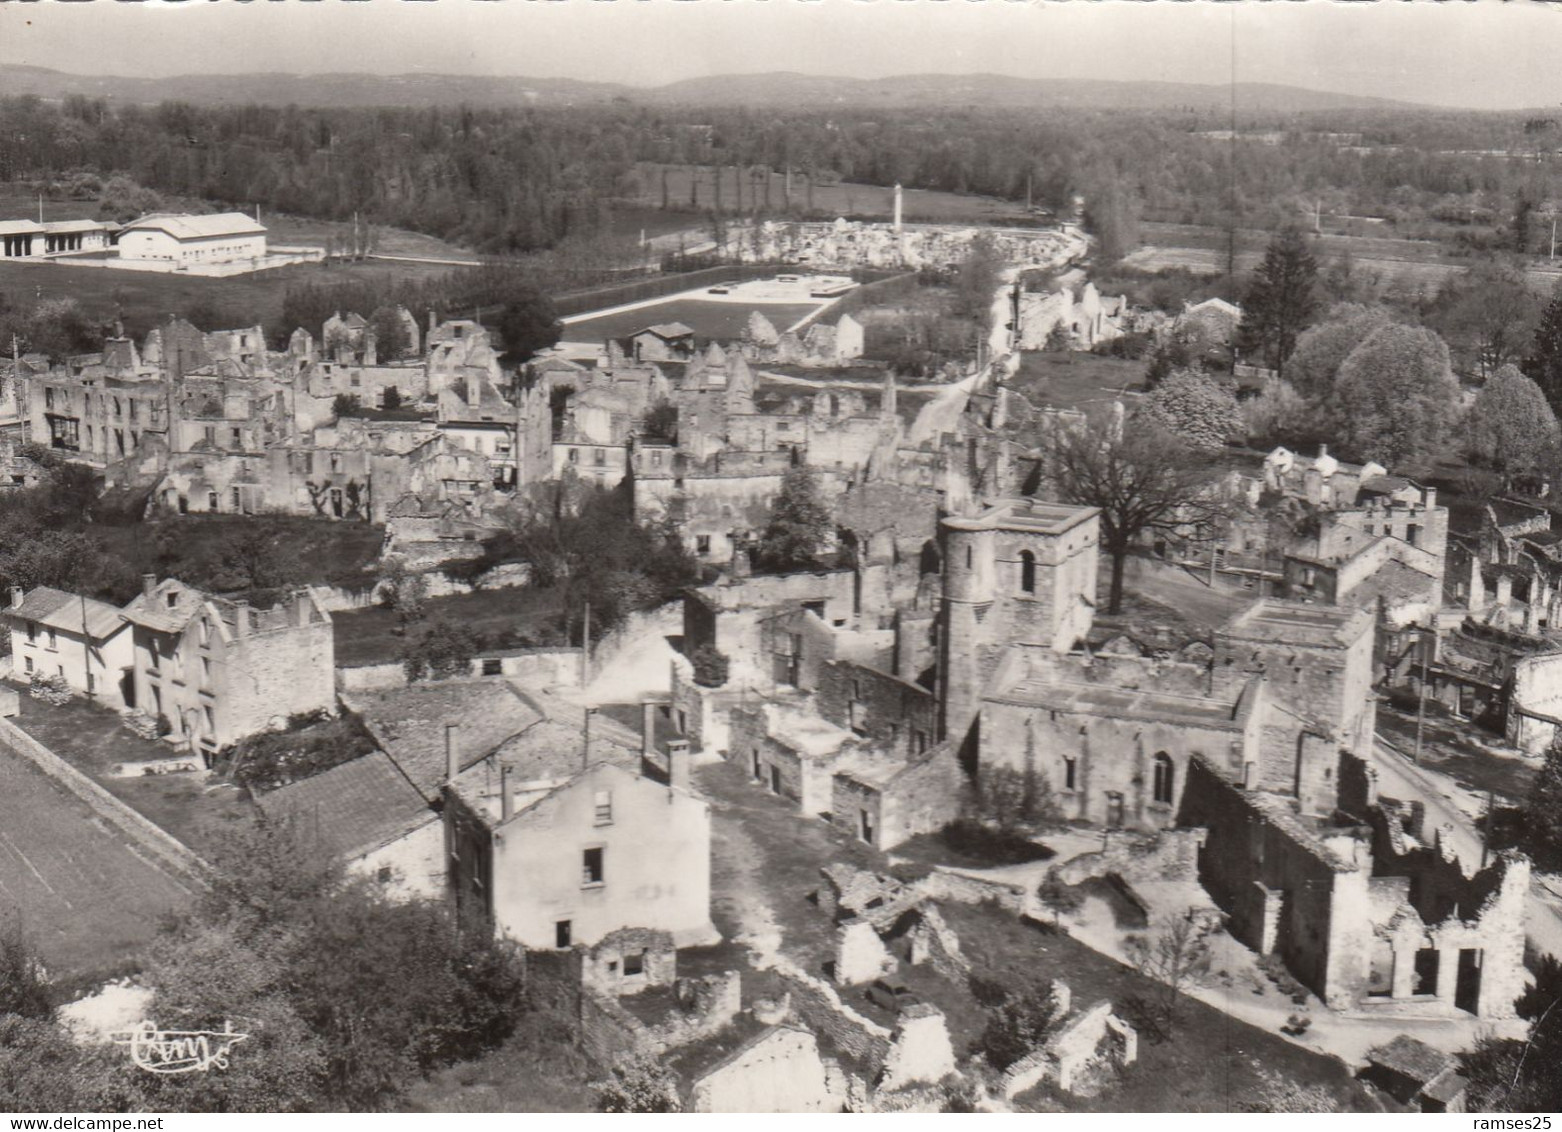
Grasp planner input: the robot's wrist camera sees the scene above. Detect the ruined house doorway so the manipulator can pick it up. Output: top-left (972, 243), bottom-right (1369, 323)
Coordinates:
top-left (1455, 949), bottom-right (1482, 1014)
top-left (1105, 792), bottom-right (1125, 829)
top-left (1366, 943), bottom-right (1395, 997)
top-left (1412, 948), bottom-right (1440, 996)
top-left (119, 669), bottom-right (135, 710)
top-left (769, 765), bottom-right (782, 795)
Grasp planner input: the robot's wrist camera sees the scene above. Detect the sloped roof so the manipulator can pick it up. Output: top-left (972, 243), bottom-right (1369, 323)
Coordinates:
top-left (1365, 1035), bottom-right (1455, 1085)
top-left (253, 751), bottom-right (435, 860)
top-left (5, 587), bottom-right (126, 640)
top-left (119, 578), bottom-right (209, 634)
top-left (0, 220), bottom-right (45, 236)
top-left (640, 322), bottom-right (695, 340)
top-left (344, 679), bottom-right (545, 800)
top-left (121, 212), bottom-right (267, 240)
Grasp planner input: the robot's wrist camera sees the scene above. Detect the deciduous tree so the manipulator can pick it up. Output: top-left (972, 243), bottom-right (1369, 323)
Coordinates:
top-left (1047, 410), bottom-right (1225, 615)
top-left (1284, 303), bottom-right (1392, 403)
top-left (1333, 323), bottom-right (1461, 469)
top-left (1142, 369), bottom-right (1242, 452)
top-left (1466, 364), bottom-right (1560, 482)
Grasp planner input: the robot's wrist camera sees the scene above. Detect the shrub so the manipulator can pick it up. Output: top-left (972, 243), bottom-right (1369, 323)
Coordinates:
top-left (690, 645), bottom-right (729, 688)
top-left (27, 673), bottom-right (71, 706)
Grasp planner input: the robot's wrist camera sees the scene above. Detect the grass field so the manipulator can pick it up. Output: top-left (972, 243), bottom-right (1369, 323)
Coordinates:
top-left (625, 164), bottom-right (1043, 227)
top-left (1128, 220), bottom-right (1562, 294)
top-left (0, 255), bottom-right (459, 343)
top-left (697, 757), bottom-right (1375, 1111)
top-left (560, 297), bottom-right (824, 343)
top-left (1010, 350), bottom-right (1147, 412)
top-left (0, 183), bottom-right (475, 262)
top-left (937, 902), bottom-right (1380, 1113)
top-left (332, 585), bottom-right (566, 669)
top-left (0, 731), bottom-right (193, 978)
top-left (8, 687), bottom-right (256, 860)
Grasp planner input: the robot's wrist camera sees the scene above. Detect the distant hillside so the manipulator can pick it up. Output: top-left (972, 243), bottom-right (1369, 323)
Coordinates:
top-left (642, 72), bottom-right (1419, 114)
top-left (0, 63), bottom-right (1420, 114)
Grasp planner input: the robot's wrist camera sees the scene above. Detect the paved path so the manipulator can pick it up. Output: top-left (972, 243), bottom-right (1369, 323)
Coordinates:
top-left (1122, 557), bottom-right (1254, 630)
top-left (0, 734), bottom-right (191, 976)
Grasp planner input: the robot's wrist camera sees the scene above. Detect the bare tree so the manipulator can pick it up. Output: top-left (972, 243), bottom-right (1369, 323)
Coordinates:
top-left (1046, 408), bottom-right (1226, 614)
top-left (1125, 909), bottom-right (1217, 1031)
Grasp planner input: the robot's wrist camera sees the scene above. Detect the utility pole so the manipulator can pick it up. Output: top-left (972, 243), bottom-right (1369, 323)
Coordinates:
top-left (580, 598), bottom-right (592, 685)
top-left (1413, 623), bottom-right (1431, 766)
top-left (81, 592), bottom-right (93, 699)
top-left (1481, 788), bottom-right (1495, 869)
top-left (582, 706), bottom-right (596, 770)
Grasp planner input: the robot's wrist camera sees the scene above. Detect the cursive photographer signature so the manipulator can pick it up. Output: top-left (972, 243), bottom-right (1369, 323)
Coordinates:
top-left (110, 1020), bottom-right (249, 1074)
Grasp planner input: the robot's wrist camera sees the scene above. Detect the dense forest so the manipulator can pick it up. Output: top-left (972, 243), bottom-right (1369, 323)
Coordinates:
top-left (3, 94), bottom-right (1562, 258)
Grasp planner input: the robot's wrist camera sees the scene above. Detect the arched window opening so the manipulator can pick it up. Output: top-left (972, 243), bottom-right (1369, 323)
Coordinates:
top-left (1153, 752), bottom-right (1175, 805)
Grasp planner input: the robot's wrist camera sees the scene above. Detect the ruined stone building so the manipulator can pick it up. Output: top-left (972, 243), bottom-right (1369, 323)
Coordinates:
top-left (937, 498), bottom-right (1101, 744)
top-left (1182, 752), bottom-right (1528, 1018)
top-left (118, 576), bottom-right (334, 758)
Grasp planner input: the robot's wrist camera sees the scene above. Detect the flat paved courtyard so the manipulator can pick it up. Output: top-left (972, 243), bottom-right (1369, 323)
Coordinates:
top-left (0, 737), bottom-right (192, 977)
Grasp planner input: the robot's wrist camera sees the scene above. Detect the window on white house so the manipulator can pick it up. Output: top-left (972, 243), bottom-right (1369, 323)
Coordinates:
top-left (582, 847), bottom-right (604, 886)
top-left (594, 791), bottom-right (613, 825)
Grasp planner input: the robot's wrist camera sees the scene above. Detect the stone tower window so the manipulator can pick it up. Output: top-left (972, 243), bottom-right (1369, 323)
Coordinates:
top-left (1153, 752), bottom-right (1175, 805)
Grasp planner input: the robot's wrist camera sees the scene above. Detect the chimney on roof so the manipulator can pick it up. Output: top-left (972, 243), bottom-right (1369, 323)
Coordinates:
top-left (141, 573), bottom-right (157, 598)
top-left (9, 586), bottom-right (22, 609)
top-left (231, 600), bottom-right (249, 638)
top-left (667, 739), bottom-right (691, 794)
top-left (499, 763), bottom-right (513, 823)
top-left (1318, 444), bottom-right (1329, 459)
top-left (641, 700), bottom-right (657, 760)
top-left (445, 723), bottom-right (459, 784)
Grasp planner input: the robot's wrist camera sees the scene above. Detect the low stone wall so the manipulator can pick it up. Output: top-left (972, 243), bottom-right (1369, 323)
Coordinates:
top-left (920, 867), bottom-right (1030, 916)
top-left (642, 972), bottom-right (744, 1052)
top-left (780, 970), bottom-right (894, 1069)
top-left (0, 718), bottom-right (209, 887)
top-left (336, 649), bottom-right (583, 692)
top-left (1055, 828), bottom-right (1206, 886)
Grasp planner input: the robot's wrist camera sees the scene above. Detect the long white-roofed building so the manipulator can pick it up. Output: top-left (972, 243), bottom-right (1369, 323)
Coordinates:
top-left (117, 212), bottom-right (267, 267)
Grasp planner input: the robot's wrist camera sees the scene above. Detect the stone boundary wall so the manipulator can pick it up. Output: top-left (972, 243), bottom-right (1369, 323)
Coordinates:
top-left (920, 867), bottom-right (1031, 916)
top-left (779, 970), bottom-right (894, 1069)
top-left (589, 602), bottom-right (681, 683)
top-left (1055, 828), bottom-right (1206, 886)
top-left (336, 649), bottom-right (584, 692)
top-left (0, 718), bottom-right (210, 887)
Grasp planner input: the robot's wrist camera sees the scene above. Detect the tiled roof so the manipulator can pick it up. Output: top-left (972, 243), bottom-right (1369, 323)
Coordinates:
top-left (5, 587), bottom-right (126, 640)
top-left (253, 751), bottom-right (434, 860)
top-left (344, 679), bottom-right (545, 800)
top-left (119, 578), bottom-right (208, 634)
top-left (1365, 1035), bottom-right (1455, 1085)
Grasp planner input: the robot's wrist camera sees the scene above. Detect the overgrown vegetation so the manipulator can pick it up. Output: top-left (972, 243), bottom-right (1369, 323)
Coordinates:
top-left (0, 818), bottom-right (529, 1112)
top-left (228, 709), bottom-right (378, 793)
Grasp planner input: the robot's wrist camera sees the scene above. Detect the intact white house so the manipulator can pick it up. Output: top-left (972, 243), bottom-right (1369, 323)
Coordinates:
top-left (5, 586), bottom-right (135, 706)
top-left (117, 212), bottom-right (267, 268)
top-left (0, 219), bottom-right (120, 259)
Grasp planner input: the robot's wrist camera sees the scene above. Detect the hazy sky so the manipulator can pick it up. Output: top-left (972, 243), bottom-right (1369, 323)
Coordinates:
top-left (2, 0), bottom-right (1560, 111)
